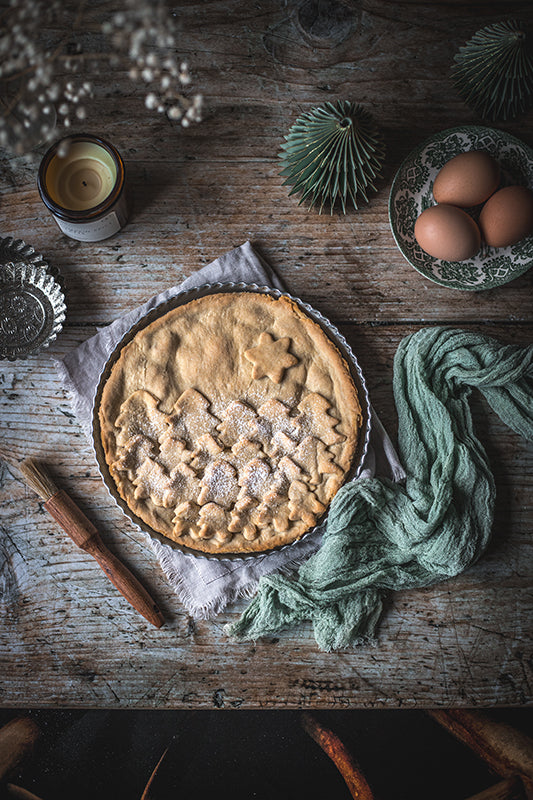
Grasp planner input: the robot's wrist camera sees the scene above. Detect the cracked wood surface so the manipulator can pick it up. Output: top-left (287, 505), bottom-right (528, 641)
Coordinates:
top-left (0, 0), bottom-right (532, 709)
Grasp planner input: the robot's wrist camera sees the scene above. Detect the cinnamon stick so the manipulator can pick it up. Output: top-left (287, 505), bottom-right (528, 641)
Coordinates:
top-left (301, 712), bottom-right (375, 800)
top-left (428, 710), bottom-right (533, 793)
top-left (0, 717), bottom-right (40, 783)
top-left (466, 776), bottom-right (527, 800)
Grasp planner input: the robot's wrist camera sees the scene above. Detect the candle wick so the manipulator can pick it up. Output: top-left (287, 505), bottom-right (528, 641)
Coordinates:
top-left (82, 181), bottom-right (87, 187)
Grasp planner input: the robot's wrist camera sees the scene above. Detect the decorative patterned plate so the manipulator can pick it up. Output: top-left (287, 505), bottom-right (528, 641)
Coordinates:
top-left (388, 125), bottom-right (533, 290)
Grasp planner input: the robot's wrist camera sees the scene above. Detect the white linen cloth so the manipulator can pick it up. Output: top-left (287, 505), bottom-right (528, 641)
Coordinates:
top-left (56, 241), bottom-right (405, 617)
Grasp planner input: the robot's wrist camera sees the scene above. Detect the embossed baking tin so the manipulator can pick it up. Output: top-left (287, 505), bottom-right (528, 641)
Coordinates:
top-left (0, 234), bottom-right (57, 277)
top-left (91, 282), bottom-right (371, 561)
top-left (0, 260), bottom-right (66, 360)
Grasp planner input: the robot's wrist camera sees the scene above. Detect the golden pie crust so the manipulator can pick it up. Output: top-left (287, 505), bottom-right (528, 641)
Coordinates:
top-left (98, 291), bottom-right (362, 554)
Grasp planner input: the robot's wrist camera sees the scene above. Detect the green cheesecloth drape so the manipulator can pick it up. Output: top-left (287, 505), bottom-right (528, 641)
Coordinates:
top-left (226, 326), bottom-right (533, 651)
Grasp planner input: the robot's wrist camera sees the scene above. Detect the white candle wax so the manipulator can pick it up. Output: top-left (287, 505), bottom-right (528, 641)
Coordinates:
top-left (46, 141), bottom-right (117, 211)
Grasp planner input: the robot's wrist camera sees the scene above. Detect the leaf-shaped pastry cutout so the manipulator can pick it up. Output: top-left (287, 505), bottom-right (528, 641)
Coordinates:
top-left (288, 480), bottom-right (326, 527)
top-left (198, 459), bottom-right (239, 509)
top-left (115, 390), bottom-right (168, 446)
top-left (217, 401), bottom-right (264, 447)
top-left (297, 392), bottom-right (345, 446)
top-left (167, 388), bottom-right (220, 445)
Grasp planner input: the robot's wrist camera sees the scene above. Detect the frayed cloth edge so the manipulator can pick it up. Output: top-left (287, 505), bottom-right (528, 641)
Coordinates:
top-left (54, 358), bottom-right (94, 437)
top-left (152, 538), bottom-right (316, 620)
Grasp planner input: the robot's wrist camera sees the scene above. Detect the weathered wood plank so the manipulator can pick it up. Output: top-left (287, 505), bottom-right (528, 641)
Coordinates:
top-left (1, 323), bottom-right (532, 708)
top-left (1, 0), bottom-right (532, 708)
top-left (1, 2), bottom-right (532, 327)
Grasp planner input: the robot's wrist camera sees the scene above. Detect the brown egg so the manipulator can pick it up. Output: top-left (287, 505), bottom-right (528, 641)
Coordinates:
top-left (433, 151), bottom-right (500, 207)
top-left (479, 185), bottom-right (533, 248)
top-left (414, 204), bottom-right (481, 261)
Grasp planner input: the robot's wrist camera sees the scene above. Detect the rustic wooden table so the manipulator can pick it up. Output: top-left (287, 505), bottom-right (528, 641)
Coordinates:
top-left (1, 0), bottom-right (532, 710)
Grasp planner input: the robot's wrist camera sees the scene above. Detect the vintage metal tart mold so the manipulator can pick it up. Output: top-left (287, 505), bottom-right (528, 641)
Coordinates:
top-left (0, 260), bottom-right (66, 360)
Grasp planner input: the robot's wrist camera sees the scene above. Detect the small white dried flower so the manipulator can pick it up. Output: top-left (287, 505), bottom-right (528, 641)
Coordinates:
top-left (0, 0), bottom-right (202, 155)
top-left (167, 105), bottom-right (182, 120)
top-left (145, 92), bottom-right (158, 109)
top-left (47, 84), bottom-right (60, 101)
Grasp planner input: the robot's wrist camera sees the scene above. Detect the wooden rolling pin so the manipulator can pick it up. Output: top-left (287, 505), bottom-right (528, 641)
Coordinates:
top-left (19, 458), bottom-right (164, 629)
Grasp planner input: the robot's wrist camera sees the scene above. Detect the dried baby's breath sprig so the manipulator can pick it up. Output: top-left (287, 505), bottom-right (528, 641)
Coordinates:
top-left (0, 0), bottom-right (93, 154)
top-left (105, 0), bottom-right (202, 126)
top-left (0, 0), bottom-right (202, 156)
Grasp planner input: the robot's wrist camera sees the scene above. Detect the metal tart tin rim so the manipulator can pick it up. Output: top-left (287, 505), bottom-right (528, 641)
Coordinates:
top-left (0, 234), bottom-right (56, 275)
top-left (91, 282), bottom-right (371, 563)
top-left (0, 260), bottom-right (66, 361)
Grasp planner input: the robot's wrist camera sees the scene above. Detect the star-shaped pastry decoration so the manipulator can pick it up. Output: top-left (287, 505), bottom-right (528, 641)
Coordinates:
top-left (244, 332), bottom-right (298, 384)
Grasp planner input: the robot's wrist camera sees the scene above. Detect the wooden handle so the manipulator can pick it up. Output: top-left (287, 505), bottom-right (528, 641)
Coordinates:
top-left (84, 535), bottom-right (164, 629)
top-left (45, 489), bottom-right (98, 548)
top-left (301, 713), bottom-right (375, 800)
top-left (44, 490), bottom-right (164, 629)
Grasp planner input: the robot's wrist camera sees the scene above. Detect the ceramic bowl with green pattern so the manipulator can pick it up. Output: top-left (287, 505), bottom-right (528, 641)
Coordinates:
top-left (388, 125), bottom-right (533, 291)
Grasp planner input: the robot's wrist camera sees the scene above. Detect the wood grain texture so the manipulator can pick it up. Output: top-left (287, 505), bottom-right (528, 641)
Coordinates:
top-left (0, 0), bottom-right (532, 709)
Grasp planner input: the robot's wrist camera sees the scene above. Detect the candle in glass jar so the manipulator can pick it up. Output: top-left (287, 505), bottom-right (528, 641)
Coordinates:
top-left (38, 135), bottom-right (128, 242)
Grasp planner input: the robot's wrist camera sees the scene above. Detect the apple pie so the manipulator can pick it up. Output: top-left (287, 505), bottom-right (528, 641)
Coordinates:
top-left (98, 291), bottom-right (363, 554)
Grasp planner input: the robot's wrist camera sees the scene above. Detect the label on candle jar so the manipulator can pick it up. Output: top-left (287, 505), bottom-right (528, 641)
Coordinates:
top-left (54, 210), bottom-right (122, 242)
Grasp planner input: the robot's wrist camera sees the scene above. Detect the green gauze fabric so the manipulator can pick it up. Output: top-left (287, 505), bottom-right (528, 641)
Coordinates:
top-left (226, 326), bottom-right (533, 651)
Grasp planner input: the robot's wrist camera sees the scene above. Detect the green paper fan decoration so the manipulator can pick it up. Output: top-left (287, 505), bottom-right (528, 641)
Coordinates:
top-left (452, 19), bottom-right (533, 121)
top-left (279, 100), bottom-right (385, 214)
